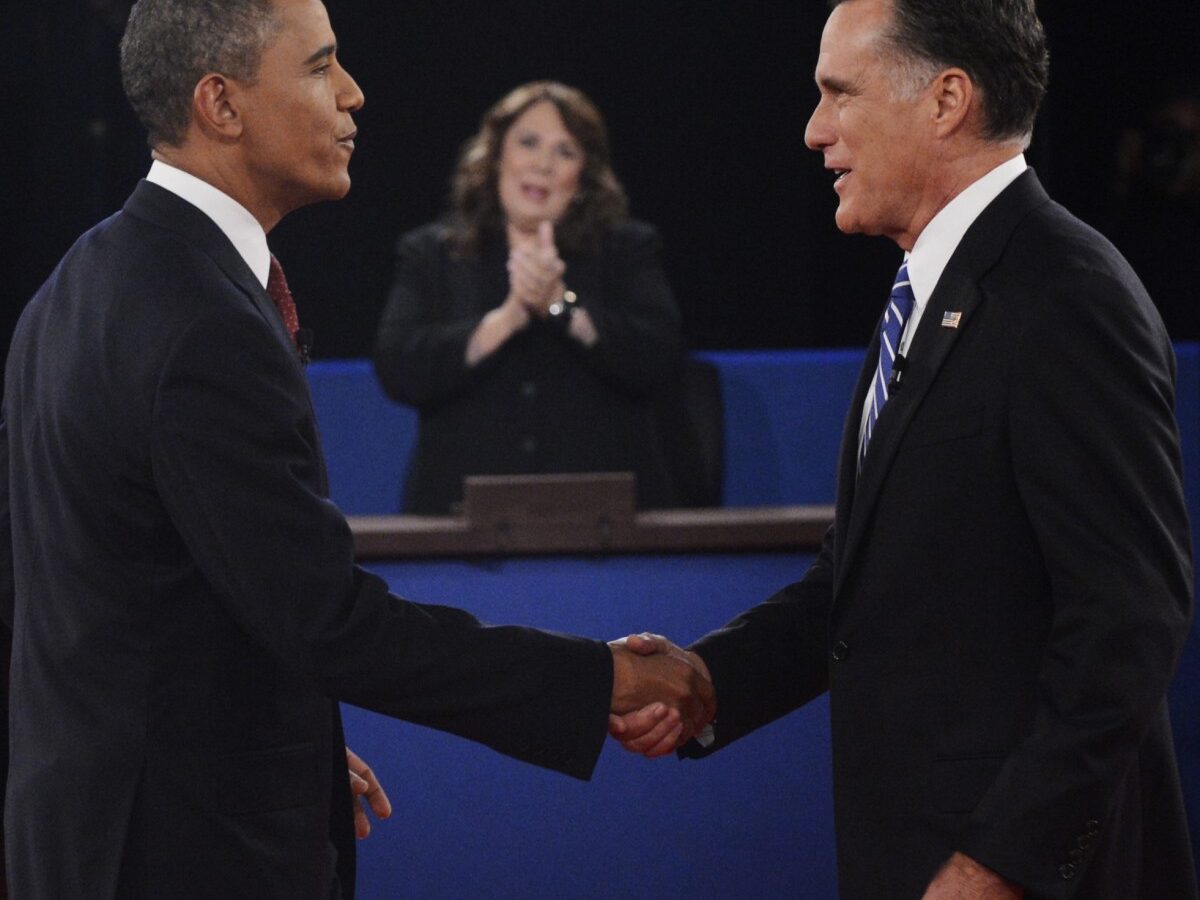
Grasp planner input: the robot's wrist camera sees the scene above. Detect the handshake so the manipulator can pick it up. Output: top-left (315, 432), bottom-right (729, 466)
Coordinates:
top-left (607, 633), bottom-right (716, 758)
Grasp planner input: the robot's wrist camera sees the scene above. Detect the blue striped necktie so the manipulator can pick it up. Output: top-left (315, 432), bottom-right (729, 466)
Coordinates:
top-left (860, 263), bottom-right (916, 467)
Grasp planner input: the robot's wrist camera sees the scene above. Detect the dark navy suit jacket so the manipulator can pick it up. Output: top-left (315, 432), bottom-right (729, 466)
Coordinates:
top-left (0, 181), bottom-right (613, 898)
top-left (686, 171), bottom-right (1197, 899)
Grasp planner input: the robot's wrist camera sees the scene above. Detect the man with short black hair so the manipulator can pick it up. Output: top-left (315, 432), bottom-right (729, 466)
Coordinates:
top-left (0, 1), bottom-right (712, 896)
top-left (612, 1), bottom-right (1197, 896)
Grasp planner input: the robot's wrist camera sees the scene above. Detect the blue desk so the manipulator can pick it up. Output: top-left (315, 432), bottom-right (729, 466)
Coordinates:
top-left (346, 554), bottom-right (833, 899)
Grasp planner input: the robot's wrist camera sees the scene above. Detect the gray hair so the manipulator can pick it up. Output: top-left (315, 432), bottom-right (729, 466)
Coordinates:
top-left (119, 0), bottom-right (281, 147)
top-left (830, 0), bottom-right (1049, 143)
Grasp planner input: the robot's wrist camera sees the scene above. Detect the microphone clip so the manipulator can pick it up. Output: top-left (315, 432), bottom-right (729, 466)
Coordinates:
top-left (297, 327), bottom-right (314, 366)
top-left (888, 353), bottom-right (907, 392)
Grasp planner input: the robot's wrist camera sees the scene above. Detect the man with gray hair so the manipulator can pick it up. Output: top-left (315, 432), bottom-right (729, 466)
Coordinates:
top-left (611, 0), bottom-right (1197, 896)
top-left (0, 0), bottom-right (713, 896)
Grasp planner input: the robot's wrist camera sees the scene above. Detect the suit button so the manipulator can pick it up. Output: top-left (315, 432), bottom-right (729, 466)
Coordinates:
top-left (1058, 863), bottom-right (1077, 879)
top-left (521, 380), bottom-right (537, 399)
top-left (1085, 819), bottom-right (1100, 835)
top-left (521, 436), bottom-right (537, 454)
top-left (832, 641), bottom-right (849, 661)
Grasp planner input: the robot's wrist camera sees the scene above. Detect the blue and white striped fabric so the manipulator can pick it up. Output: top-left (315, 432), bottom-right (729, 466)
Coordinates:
top-left (860, 263), bottom-right (916, 468)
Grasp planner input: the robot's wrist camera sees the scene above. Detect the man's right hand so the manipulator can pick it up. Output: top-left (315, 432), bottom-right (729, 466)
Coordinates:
top-left (607, 633), bottom-right (715, 758)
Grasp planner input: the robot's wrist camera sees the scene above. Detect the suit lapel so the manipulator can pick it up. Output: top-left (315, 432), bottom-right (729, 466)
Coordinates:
top-left (122, 181), bottom-right (296, 355)
top-left (833, 169), bottom-right (1053, 596)
top-left (831, 332), bottom-right (878, 577)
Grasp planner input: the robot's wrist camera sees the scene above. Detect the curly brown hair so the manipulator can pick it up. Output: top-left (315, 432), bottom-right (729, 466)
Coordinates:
top-left (448, 82), bottom-right (629, 257)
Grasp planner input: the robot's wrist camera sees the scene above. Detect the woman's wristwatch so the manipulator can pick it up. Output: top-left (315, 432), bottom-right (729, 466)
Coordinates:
top-left (547, 288), bottom-right (577, 325)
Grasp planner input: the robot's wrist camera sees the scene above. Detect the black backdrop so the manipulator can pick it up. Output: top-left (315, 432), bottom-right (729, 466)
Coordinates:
top-left (3, 1), bottom-right (1198, 376)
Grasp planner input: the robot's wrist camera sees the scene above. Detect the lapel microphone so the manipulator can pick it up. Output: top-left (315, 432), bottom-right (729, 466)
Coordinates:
top-left (297, 328), bottom-right (314, 366)
top-left (888, 353), bottom-right (907, 392)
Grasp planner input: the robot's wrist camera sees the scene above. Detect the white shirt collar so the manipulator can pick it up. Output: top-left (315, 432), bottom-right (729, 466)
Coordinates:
top-left (861, 153), bottom-right (1028, 446)
top-left (145, 160), bottom-right (271, 288)
top-left (905, 153), bottom-right (1027, 310)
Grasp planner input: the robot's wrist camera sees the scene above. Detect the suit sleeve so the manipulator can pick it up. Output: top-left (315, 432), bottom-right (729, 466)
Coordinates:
top-left (0, 411), bottom-right (12, 631)
top-left (570, 222), bottom-right (683, 399)
top-left (373, 228), bottom-right (480, 409)
top-left (955, 270), bottom-right (1194, 893)
top-left (680, 524), bottom-right (836, 756)
top-left (151, 305), bottom-right (613, 779)
top-left (0, 411), bottom-right (12, 889)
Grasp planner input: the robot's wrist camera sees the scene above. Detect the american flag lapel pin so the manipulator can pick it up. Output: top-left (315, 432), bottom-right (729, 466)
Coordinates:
top-left (941, 311), bottom-right (963, 329)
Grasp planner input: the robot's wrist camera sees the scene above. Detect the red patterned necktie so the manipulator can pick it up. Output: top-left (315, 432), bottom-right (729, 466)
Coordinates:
top-left (266, 254), bottom-right (301, 347)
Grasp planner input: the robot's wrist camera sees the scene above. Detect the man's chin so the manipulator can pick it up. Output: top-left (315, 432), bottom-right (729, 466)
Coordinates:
top-left (324, 173), bottom-right (353, 201)
top-left (833, 208), bottom-right (860, 236)
top-left (833, 206), bottom-right (887, 239)
top-left (277, 177), bottom-right (353, 223)
top-left (301, 181), bottom-right (353, 210)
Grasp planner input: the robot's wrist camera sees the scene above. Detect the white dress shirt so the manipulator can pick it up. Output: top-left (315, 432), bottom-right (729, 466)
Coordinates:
top-left (145, 160), bottom-right (271, 289)
top-left (859, 153), bottom-right (1028, 448)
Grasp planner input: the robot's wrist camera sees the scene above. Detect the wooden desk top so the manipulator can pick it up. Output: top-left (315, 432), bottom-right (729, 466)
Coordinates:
top-left (348, 504), bottom-right (833, 559)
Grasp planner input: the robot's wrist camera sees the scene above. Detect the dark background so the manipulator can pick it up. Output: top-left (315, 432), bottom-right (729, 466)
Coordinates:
top-left (3, 1), bottom-right (1198, 379)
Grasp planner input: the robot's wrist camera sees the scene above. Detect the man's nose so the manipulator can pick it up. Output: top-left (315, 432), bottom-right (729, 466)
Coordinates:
top-left (338, 64), bottom-right (365, 112)
top-left (804, 100), bottom-right (831, 151)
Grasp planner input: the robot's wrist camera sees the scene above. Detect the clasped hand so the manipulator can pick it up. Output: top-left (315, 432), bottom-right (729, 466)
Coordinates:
top-left (507, 220), bottom-right (566, 316)
top-left (608, 633), bottom-right (715, 758)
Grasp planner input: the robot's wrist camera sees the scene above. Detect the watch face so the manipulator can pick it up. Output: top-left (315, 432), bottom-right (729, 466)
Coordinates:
top-left (549, 290), bottom-right (576, 320)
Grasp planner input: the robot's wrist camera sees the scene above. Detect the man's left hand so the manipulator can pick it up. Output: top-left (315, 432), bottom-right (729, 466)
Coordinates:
top-left (923, 852), bottom-right (1024, 899)
top-left (347, 746), bottom-right (392, 839)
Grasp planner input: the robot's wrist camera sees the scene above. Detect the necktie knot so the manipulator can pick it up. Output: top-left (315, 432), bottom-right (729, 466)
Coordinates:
top-left (266, 254), bottom-right (301, 345)
top-left (887, 264), bottom-right (916, 330)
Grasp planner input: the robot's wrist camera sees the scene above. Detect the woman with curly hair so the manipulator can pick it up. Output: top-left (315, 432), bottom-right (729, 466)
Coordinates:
top-left (374, 82), bottom-right (683, 514)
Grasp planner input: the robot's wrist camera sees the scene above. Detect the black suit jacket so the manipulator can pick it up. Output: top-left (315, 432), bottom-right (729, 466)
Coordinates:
top-left (686, 171), bottom-right (1197, 899)
top-left (0, 182), bottom-right (612, 899)
top-left (372, 221), bottom-right (682, 513)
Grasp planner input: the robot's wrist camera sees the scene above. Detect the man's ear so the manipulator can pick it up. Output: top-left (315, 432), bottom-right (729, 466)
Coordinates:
top-left (930, 67), bottom-right (974, 138)
top-left (192, 73), bottom-right (244, 139)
